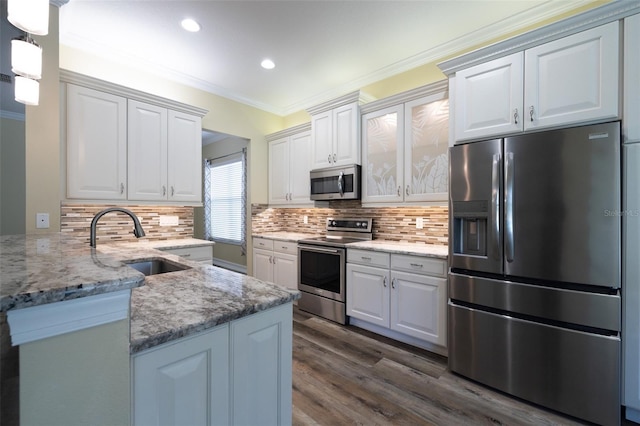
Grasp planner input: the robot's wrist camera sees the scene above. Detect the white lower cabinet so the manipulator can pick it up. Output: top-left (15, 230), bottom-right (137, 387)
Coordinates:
top-left (159, 245), bottom-right (214, 264)
top-left (252, 238), bottom-right (298, 291)
top-left (132, 325), bottom-right (230, 426)
top-left (132, 303), bottom-right (293, 426)
top-left (347, 249), bottom-right (447, 349)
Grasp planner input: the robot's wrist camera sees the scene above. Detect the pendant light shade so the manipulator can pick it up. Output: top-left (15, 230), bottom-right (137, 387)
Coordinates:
top-left (15, 76), bottom-right (40, 106)
top-left (7, 0), bottom-right (49, 35)
top-left (11, 37), bottom-right (42, 80)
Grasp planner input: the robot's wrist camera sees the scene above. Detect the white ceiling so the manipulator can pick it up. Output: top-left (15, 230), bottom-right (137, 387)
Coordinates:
top-left (2, 1), bottom-right (600, 118)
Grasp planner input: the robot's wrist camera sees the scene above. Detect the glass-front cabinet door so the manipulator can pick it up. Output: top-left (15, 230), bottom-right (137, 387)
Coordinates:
top-left (404, 94), bottom-right (449, 203)
top-left (361, 105), bottom-right (404, 203)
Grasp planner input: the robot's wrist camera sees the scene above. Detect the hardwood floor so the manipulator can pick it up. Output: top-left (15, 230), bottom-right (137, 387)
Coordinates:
top-left (292, 307), bottom-right (590, 426)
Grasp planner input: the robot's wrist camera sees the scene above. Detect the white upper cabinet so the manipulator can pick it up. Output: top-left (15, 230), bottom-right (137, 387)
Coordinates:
top-left (362, 105), bottom-right (404, 203)
top-left (524, 22), bottom-right (619, 131)
top-left (128, 103), bottom-right (202, 203)
top-left (167, 110), bottom-right (202, 203)
top-left (453, 21), bottom-right (620, 141)
top-left (128, 100), bottom-right (168, 201)
top-left (309, 93), bottom-right (362, 169)
top-left (454, 52), bottom-right (524, 141)
top-left (404, 95), bottom-right (449, 202)
top-left (361, 84), bottom-right (449, 204)
top-left (624, 13), bottom-right (640, 144)
top-left (267, 125), bottom-right (312, 206)
top-left (62, 71), bottom-right (207, 204)
top-left (67, 84), bottom-right (127, 200)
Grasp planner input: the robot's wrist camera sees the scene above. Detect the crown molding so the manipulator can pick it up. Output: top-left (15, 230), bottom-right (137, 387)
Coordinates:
top-left (265, 122), bottom-right (312, 142)
top-left (438, 0), bottom-right (640, 76)
top-left (59, 69), bottom-right (209, 117)
top-left (360, 80), bottom-right (448, 115)
top-left (50, 0), bottom-right (69, 7)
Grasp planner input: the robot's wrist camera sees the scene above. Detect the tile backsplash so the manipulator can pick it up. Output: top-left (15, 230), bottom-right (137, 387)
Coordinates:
top-left (252, 201), bottom-right (448, 245)
top-left (60, 203), bottom-right (194, 244)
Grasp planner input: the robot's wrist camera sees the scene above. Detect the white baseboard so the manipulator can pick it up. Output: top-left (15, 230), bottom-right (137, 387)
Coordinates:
top-left (212, 258), bottom-right (247, 274)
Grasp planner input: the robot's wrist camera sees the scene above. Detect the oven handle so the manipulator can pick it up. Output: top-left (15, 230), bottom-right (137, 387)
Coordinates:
top-left (299, 245), bottom-right (342, 254)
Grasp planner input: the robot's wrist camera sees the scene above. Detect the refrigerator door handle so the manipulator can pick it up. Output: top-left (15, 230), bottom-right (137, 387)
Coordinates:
top-left (492, 153), bottom-right (501, 260)
top-left (505, 152), bottom-right (515, 262)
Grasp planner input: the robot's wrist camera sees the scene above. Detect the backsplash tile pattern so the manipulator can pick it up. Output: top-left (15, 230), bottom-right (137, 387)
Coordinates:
top-left (252, 201), bottom-right (448, 245)
top-left (60, 203), bottom-right (194, 244)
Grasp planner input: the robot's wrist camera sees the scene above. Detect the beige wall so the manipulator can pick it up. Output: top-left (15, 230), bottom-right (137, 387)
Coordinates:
top-left (24, 5), bottom-right (60, 234)
top-left (20, 319), bottom-right (130, 426)
top-left (0, 117), bottom-right (26, 235)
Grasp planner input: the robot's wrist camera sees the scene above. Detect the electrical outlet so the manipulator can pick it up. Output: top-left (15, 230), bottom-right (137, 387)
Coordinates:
top-left (159, 215), bottom-right (179, 226)
top-left (303, 215), bottom-right (308, 224)
top-left (36, 213), bottom-right (50, 229)
top-left (416, 217), bottom-right (424, 229)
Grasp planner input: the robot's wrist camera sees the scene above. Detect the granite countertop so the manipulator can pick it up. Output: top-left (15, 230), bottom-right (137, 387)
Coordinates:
top-left (0, 233), bottom-right (145, 312)
top-left (1, 234), bottom-right (299, 353)
top-left (346, 240), bottom-right (449, 259)
top-left (95, 242), bottom-right (300, 354)
top-left (253, 232), bottom-right (318, 242)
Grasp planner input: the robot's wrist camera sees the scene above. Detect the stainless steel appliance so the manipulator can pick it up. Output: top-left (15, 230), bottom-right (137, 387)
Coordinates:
top-left (309, 164), bottom-right (361, 201)
top-left (448, 122), bottom-right (622, 426)
top-left (298, 218), bottom-right (372, 324)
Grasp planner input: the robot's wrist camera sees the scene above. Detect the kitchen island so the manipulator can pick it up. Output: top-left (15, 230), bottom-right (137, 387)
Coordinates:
top-left (0, 233), bottom-right (299, 425)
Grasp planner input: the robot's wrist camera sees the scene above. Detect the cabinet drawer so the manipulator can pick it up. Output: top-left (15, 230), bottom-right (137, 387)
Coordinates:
top-left (391, 254), bottom-right (446, 277)
top-left (348, 249), bottom-right (390, 268)
top-left (253, 238), bottom-right (274, 250)
top-left (162, 246), bottom-right (213, 263)
top-left (273, 241), bottom-right (297, 254)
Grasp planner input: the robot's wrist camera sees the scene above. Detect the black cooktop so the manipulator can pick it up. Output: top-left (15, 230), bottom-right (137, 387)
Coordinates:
top-left (298, 236), bottom-right (367, 248)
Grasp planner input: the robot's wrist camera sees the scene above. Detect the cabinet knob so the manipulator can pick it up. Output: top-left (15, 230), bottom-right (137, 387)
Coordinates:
top-left (406, 185), bottom-right (410, 196)
top-left (120, 183), bottom-right (124, 194)
top-left (333, 153), bottom-right (337, 163)
top-left (383, 276), bottom-right (387, 287)
top-left (171, 186), bottom-right (175, 197)
top-left (162, 185), bottom-right (166, 196)
top-left (397, 186), bottom-right (401, 196)
top-left (513, 108), bottom-right (519, 124)
top-left (391, 278), bottom-right (396, 289)
top-left (529, 106), bottom-right (535, 122)
top-left (328, 154), bottom-right (332, 164)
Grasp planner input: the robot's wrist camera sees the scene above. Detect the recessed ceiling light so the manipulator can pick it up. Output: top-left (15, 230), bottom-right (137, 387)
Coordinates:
top-left (261, 59), bottom-right (275, 70)
top-left (181, 18), bottom-right (200, 32)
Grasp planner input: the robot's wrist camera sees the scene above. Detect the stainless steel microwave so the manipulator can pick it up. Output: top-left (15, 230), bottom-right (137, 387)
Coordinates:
top-left (309, 164), bottom-right (361, 201)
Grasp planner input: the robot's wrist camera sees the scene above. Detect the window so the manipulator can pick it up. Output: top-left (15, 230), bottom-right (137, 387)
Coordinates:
top-left (204, 149), bottom-right (246, 252)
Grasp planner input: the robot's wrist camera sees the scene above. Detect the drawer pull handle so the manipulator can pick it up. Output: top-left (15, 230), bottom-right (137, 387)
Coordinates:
top-left (361, 256), bottom-right (371, 261)
top-left (410, 263), bottom-right (423, 268)
top-left (182, 253), bottom-right (191, 257)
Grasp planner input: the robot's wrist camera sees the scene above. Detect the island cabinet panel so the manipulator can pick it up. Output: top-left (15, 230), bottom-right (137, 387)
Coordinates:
top-left (67, 84), bottom-right (127, 200)
top-left (132, 324), bottom-right (230, 426)
top-left (231, 304), bottom-right (293, 426)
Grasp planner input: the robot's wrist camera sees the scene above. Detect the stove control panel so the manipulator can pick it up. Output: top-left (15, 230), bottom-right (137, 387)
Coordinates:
top-left (326, 218), bottom-right (373, 233)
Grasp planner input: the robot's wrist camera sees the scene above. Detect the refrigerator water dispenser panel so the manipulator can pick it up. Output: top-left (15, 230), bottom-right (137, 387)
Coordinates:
top-left (452, 200), bottom-right (488, 257)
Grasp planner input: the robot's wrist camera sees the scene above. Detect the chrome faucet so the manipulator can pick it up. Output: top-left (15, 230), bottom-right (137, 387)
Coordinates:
top-left (90, 207), bottom-right (146, 247)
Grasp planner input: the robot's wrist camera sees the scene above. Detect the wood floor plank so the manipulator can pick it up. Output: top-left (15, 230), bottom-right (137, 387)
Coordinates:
top-left (292, 307), bottom-right (592, 426)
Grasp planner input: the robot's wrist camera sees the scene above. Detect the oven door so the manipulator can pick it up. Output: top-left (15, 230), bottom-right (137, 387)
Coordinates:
top-left (298, 244), bottom-right (345, 301)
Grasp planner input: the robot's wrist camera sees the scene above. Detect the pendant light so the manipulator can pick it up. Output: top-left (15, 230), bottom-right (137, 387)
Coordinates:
top-left (7, 0), bottom-right (49, 35)
top-left (14, 76), bottom-right (40, 106)
top-left (11, 36), bottom-right (42, 80)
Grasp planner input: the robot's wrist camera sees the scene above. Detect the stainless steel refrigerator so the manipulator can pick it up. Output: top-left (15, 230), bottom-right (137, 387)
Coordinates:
top-left (448, 121), bottom-right (622, 425)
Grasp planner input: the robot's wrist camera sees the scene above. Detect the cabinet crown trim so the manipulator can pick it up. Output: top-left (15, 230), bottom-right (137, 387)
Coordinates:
top-left (60, 70), bottom-right (209, 117)
top-left (306, 90), bottom-right (375, 115)
top-left (360, 80), bottom-right (448, 114)
top-left (265, 122), bottom-right (312, 142)
top-left (438, 1), bottom-right (640, 76)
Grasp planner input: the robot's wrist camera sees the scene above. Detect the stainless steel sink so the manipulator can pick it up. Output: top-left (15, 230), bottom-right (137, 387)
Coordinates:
top-left (125, 259), bottom-right (191, 276)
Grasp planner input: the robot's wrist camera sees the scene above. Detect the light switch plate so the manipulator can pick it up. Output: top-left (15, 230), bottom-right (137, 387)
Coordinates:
top-left (159, 215), bottom-right (179, 226)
